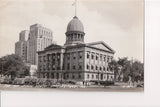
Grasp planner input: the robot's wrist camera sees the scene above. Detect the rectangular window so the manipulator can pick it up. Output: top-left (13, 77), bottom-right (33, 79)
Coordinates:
top-left (87, 53), bottom-right (90, 59)
top-left (87, 74), bottom-right (89, 79)
top-left (107, 67), bottom-right (109, 71)
top-left (73, 65), bottom-right (76, 70)
top-left (100, 67), bottom-right (102, 71)
top-left (79, 65), bottom-right (82, 70)
top-left (96, 55), bottom-right (98, 60)
top-left (91, 65), bottom-right (94, 70)
top-left (67, 63), bottom-right (70, 70)
top-left (87, 65), bottom-right (89, 69)
top-left (96, 66), bottom-right (98, 70)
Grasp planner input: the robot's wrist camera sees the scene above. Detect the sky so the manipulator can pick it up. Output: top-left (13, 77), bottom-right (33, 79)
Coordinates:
top-left (0, 0), bottom-right (144, 62)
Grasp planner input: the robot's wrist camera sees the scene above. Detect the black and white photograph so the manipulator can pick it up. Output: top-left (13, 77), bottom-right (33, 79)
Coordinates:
top-left (0, 0), bottom-right (144, 92)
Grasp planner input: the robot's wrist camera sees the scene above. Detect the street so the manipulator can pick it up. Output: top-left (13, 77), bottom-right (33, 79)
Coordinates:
top-left (0, 84), bottom-right (143, 92)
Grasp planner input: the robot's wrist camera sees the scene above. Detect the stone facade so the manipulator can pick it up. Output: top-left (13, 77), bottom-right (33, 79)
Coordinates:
top-left (37, 42), bottom-right (114, 82)
top-left (37, 16), bottom-right (115, 82)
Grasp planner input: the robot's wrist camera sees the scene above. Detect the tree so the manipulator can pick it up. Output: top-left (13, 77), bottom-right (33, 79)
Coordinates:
top-left (111, 57), bottom-right (144, 82)
top-left (130, 60), bottom-right (144, 82)
top-left (108, 59), bottom-right (119, 80)
top-left (0, 54), bottom-right (30, 79)
top-left (117, 57), bottom-right (131, 82)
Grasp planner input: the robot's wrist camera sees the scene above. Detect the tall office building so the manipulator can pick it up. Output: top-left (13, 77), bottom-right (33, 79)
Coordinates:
top-left (27, 24), bottom-right (53, 65)
top-left (15, 30), bottom-right (29, 62)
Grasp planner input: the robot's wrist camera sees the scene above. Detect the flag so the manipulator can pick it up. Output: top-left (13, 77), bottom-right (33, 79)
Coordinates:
top-left (72, 0), bottom-right (76, 6)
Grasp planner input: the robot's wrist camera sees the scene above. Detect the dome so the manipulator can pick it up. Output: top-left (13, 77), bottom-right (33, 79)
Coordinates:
top-left (67, 16), bottom-right (84, 32)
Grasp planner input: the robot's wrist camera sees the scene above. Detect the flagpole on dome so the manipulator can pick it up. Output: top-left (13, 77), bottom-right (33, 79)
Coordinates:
top-left (72, 0), bottom-right (77, 17)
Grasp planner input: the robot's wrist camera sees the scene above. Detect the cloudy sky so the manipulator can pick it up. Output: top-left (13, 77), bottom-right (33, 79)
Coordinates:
top-left (0, 0), bottom-right (144, 62)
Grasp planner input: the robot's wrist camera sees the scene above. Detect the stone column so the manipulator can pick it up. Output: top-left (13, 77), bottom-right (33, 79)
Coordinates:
top-left (60, 53), bottom-right (63, 70)
top-left (60, 53), bottom-right (63, 81)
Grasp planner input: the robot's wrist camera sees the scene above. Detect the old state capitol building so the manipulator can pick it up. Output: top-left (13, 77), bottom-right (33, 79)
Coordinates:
top-left (37, 15), bottom-right (115, 82)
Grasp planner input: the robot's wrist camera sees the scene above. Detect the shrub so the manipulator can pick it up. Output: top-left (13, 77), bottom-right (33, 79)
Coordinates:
top-left (0, 76), bottom-right (12, 84)
top-left (12, 78), bottom-right (25, 85)
top-left (89, 80), bottom-right (114, 86)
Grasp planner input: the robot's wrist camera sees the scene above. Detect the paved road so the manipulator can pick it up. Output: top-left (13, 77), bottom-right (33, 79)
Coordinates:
top-left (0, 84), bottom-right (143, 92)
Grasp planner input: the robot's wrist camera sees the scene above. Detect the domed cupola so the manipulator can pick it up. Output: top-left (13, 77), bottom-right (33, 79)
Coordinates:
top-left (65, 16), bottom-right (85, 46)
top-left (67, 16), bottom-right (84, 32)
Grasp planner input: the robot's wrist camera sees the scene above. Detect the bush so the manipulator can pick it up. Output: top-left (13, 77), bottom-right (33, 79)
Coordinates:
top-left (0, 76), bottom-right (12, 84)
top-left (36, 78), bottom-right (57, 87)
top-left (12, 78), bottom-right (25, 85)
top-left (89, 80), bottom-right (114, 86)
top-left (64, 80), bottom-right (77, 85)
top-left (24, 77), bottom-right (38, 86)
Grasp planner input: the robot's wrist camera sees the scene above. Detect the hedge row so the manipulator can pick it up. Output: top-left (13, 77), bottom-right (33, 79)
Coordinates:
top-left (0, 76), bottom-right (114, 87)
